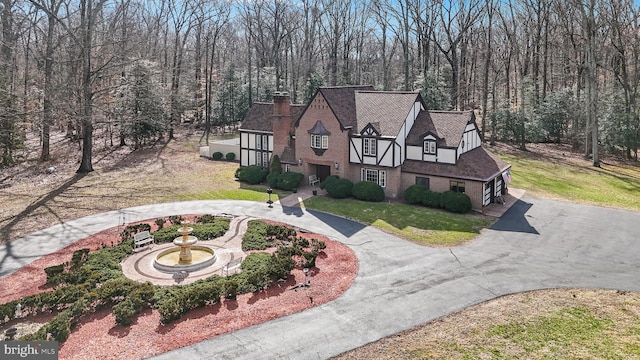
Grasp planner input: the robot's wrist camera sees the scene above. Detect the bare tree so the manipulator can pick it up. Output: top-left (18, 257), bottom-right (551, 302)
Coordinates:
top-left (432, 0), bottom-right (484, 110)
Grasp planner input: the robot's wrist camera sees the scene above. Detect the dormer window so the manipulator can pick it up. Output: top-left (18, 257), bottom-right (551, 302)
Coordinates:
top-left (308, 120), bottom-right (331, 156)
top-left (311, 134), bottom-right (328, 149)
top-left (423, 140), bottom-right (436, 155)
top-left (363, 138), bottom-right (376, 156)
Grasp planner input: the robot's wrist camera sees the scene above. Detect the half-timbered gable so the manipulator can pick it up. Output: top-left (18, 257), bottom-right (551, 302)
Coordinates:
top-left (349, 91), bottom-right (422, 169)
top-left (239, 86), bottom-right (511, 211)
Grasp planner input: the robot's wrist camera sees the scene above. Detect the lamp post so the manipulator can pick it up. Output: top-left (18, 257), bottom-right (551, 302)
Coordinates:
top-left (267, 187), bottom-right (273, 208)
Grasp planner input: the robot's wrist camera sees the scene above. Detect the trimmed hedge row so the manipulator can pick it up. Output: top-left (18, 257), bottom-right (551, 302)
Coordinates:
top-left (403, 184), bottom-right (472, 213)
top-left (151, 219), bottom-right (229, 243)
top-left (235, 165), bottom-right (268, 184)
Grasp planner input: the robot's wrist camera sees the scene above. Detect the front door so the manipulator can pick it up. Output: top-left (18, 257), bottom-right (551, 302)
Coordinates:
top-left (315, 164), bottom-right (331, 182)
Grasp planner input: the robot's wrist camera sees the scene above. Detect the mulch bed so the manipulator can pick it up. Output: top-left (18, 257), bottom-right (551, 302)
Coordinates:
top-left (0, 217), bottom-right (359, 360)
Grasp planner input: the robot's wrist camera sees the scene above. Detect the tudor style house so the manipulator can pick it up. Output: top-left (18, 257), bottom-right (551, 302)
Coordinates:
top-left (239, 86), bottom-right (511, 211)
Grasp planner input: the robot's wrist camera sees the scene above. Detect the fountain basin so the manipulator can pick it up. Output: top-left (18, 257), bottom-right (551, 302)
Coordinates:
top-left (153, 246), bottom-right (217, 273)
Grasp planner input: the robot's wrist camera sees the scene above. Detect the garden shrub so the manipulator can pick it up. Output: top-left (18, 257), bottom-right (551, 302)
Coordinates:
top-left (270, 154), bottom-right (281, 175)
top-left (223, 279), bottom-right (239, 299)
top-left (225, 152), bottom-right (236, 161)
top-left (236, 252), bottom-right (272, 293)
top-left (212, 151), bottom-right (223, 160)
top-left (155, 278), bottom-right (223, 324)
top-left (266, 172), bottom-right (279, 188)
top-left (352, 181), bottom-right (385, 202)
top-left (44, 264), bottom-right (65, 284)
top-left (421, 190), bottom-right (442, 208)
top-left (168, 215), bottom-right (184, 225)
top-left (403, 184), bottom-right (430, 204)
top-left (236, 165), bottom-right (268, 185)
top-left (191, 222), bottom-right (229, 240)
top-left (151, 220), bottom-right (229, 243)
top-left (195, 214), bottom-right (215, 224)
top-left (440, 191), bottom-right (472, 213)
top-left (319, 175), bottom-right (339, 190)
top-left (70, 249), bottom-right (90, 269)
top-left (324, 178), bottom-right (353, 199)
top-left (276, 172), bottom-right (304, 191)
top-left (154, 218), bottom-right (166, 229)
top-left (242, 221), bottom-right (270, 250)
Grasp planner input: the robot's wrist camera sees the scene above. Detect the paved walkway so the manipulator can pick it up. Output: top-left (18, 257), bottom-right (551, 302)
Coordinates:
top-left (1, 198), bottom-right (639, 359)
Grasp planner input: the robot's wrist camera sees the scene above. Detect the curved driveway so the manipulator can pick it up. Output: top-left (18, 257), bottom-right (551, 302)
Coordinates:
top-left (1, 196), bottom-right (639, 359)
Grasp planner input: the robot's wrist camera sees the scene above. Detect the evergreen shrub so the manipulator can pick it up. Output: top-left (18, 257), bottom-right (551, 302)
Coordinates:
top-left (440, 191), bottom-right (472, 213)
top-left (324, 178), bottom-right (353, 199)
top-left (236, 166), bottom-right (268, 184)
top-left (352, 181), bottom-right (385, 202)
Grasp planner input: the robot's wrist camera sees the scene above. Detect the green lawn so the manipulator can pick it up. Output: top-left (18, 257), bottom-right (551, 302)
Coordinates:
top-left (497, 153), bottom-right (640, 211)
top-left (303, 197), bottom-right (494, 246)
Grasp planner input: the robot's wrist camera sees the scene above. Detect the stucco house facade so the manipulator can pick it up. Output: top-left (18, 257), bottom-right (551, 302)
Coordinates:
top-left (239, 86), bottom-right (511, 211)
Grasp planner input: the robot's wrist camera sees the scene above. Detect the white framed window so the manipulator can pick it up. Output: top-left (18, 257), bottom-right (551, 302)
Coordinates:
top-left (262, 152), bottom-right (269, 167)
top-left (262, 135), bottom-right (268, 150)
top-left (256, 134), bottom-right (262, 150)
top-left (256, 152), bottom-right (262, 166)
top-left (360, 168), bottom-right (386, 188)
top-left (311, 134), bottom-right (328, 149)
top-left (363, 138), bottom-right (377, 156)
top-left (423, 140), bottom-right (436, 155)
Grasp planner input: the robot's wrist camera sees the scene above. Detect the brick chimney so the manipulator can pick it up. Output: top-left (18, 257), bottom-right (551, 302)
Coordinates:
top-left (272, 92), bottom-right (292, 158)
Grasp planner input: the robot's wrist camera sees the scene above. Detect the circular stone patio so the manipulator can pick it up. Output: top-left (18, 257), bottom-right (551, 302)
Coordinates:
top-left (120, 215), bottom-right (249, 286)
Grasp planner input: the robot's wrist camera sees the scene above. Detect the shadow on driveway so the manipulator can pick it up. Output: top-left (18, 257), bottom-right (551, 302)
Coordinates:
top-left (490, 199), bottom-right (539, 235)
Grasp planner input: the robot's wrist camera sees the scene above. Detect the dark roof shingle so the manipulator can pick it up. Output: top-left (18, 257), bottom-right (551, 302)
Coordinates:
top-left (355, 91), bottom-right (420, 135)
top-left (318, 86), bottom-right (375, 129)
top-left (240, 103), bottom-right (305, 133)
top-left (402, 147), bottom-right (511, 182)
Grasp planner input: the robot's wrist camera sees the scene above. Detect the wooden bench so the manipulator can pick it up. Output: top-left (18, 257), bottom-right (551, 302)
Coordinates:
top-left (134, 231), bottom-right (155, 250)
top-left (308, 174), bottom-right (320, 187)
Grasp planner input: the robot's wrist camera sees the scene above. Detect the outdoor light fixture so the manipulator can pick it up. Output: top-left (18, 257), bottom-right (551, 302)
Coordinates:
top-left (267, 187), bottom-right (273, 208)
top-left (334, 161), bottom-right (339, 170)
top-left (298, 158), bottom-right (303, 166)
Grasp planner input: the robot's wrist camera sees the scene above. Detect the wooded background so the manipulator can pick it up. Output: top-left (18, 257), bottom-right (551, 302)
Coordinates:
top-left (0, 0), bottom-right (638, 172)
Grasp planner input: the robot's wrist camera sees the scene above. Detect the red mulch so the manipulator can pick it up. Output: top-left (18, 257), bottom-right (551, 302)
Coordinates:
top-left (0, 217), bottom-right (359, 360)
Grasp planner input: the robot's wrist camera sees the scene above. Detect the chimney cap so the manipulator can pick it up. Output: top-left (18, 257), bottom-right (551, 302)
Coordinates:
top-left (273, 91), bottom-right (290, 97)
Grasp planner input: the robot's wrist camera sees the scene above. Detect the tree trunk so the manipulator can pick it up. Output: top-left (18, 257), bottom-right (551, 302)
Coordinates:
top-left (77, 0), bottom-right (95, 173)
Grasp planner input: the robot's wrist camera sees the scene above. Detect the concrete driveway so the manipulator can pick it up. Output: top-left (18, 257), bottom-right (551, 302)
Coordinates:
top-left (1, 197), bottom-right (638, 359)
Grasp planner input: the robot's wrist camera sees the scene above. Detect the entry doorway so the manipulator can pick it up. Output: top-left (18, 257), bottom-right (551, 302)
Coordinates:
top-left (315, 164), bottom-right (331, 182)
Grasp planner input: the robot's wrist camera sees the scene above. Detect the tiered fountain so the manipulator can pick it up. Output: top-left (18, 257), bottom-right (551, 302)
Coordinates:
top-left (153, 221), bottom-right (217, 273)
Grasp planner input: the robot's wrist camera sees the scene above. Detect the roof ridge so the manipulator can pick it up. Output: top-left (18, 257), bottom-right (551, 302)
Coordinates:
top-left (356, 90), bottom-right (419, 94)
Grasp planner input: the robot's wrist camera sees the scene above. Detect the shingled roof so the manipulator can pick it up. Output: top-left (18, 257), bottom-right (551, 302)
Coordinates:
top-left (402, 147), bottom-right (511, 182)
top-left (405, 110), bottom-right (474, 148)
top-left (355, 91), bottom-right (421, 135)
top-left (429, 111), bottom-right (474, 147)
top-left (315, 86), bottom-right (374, 129)
top-left (406, 110), bottom-right (439, 145)
top-left (240, 102), bottom-right (306, 133)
